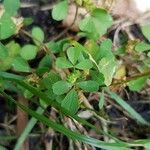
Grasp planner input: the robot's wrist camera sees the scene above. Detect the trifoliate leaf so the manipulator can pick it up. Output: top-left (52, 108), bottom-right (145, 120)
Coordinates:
top-left (61, 89), bottom-right (79, 114)
top-left (20, 44), bottom-right (38, 60)
top-left (52, 80), bottom-right (72, 95)
top-left (79, 9), bottom-right (112, 40)
top-left (52, 0), bottom-right (68, 21)
top-left (77, 80), bottom-right (99, 92)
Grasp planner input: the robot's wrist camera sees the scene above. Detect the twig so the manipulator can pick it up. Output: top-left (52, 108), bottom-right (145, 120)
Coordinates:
top-left (110, 71), bottom-right (150, 87)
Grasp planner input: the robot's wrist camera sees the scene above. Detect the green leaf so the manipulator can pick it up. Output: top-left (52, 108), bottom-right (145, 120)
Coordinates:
top-left (0, 145), bottom-right (7, 150)
top-left (99, 58), bottom-right (117, 86)
top-left (90, 70), bottom-right (104, 86)
top-left (67, 47), bottom-right (80, 65)
top-left (32, 27), bottom-right (44, 46)
top-left (128, 76), bottom-right (148, 91)
top-left (79, 9), bottom-right (112, 40)
top-left (47, 41), bottom-right (60, 53)
top-left (20, 45), bottom-right (38, 60)
top-left (38, 55), bottom-right (51, 69)
top-left (56, 57), bottom-right (73, 68)
top-left (0, 43), bottom-right (8, 60)
top-left (6, 41), bottom-right (20, 57)
top-left (40, 72), bottom-right (61, 90)
top-left (61, 89), bottom-right (79, 114)
top-left (52, 0), bottom-right (68, 21)
top-left (0, 57), bottom-right (14, 71)
top-left (135, 42), bottom-right (150, 52)
top-left (99, 39), bottom-right (113, 60)
top-left (0, 13), bottom-right (16, 40)
top-left (75, 59), bottom-right (93, 70)
top-left (107, 90), bottom-right (150, 125)
top-left (77, 80), bottom-right (99, 92)
top-left (3, 0), bottom-right (20, 16)
top-left (12, 57), bottom-right (31, 72)
top-left (141, 24), bottom-right (150, 41)
top-left (84, 40), bottom-right (100, 61)
top-left (52, 80), bottom-right (72, 95)
top-left (79, 17), bottom-right (97, 39)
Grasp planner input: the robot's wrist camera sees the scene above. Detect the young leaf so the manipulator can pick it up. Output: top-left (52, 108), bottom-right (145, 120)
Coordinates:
top-left (61, 89), bottom-right (79, 114)
top-left (12, 57), bottom-right (31, 72)
top-left (3, 0), bottom-right (20, 16)
top-left (99, 57), bottom-right (117, 86)
top-left (52, 80), bottom-right (72, 95)
top-left (56, 57), bottom-right (73, 68)
top-left (0, 13), bottom-right (16, 40)
top-left (128, 76), bottom-right (148, 91)
top-left (135, 42), bottom-right (150, 52)
top-left (77, 80), bottom-right (99, 92)
top-left (75, 59), bottom-right (93, 70)
top-left (32, 27), bottom-right (44, 46)
top-left (79, 9), bottom-right (112, 40)
top-left (20, 44), bottom-right (38, 60)
top-left (107, 90), bottom-right (150, 125)
top-left (67, 47), bottom-right (80, 65)
top-left (52, 0), bottom-right (68, 21)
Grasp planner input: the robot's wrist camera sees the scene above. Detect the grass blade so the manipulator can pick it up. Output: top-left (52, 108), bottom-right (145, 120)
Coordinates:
top-left (14, 107), bottom-right (45, 150)
top-left (0, 90), bottom-right (131, 150)
top-left (107, 90), bottom-right (150, 126)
